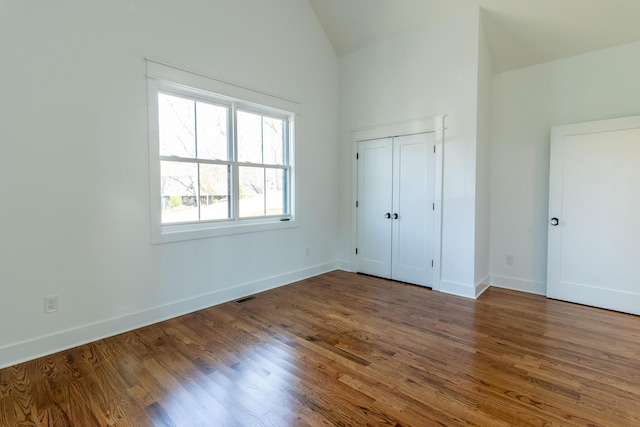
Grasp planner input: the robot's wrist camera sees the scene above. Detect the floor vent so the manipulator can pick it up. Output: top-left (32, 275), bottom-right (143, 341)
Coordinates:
top-left (234, 295), bottom-right (257, 304)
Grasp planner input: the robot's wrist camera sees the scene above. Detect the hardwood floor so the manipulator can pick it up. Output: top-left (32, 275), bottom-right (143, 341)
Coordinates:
top-left (2, 271), bottom-right (640, 426)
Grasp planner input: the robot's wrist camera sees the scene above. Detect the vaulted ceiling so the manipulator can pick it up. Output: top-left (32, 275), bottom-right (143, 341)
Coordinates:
top-left (307, 0), bottom-right (640, 73)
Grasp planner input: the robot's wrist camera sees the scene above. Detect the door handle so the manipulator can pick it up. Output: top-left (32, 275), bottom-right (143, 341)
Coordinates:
top-left (550, 217), bottom-right (559, 226)
top-left (393, 213), bottom-right (399, 219)
top-left (385, 213), bottom-right (391, 219)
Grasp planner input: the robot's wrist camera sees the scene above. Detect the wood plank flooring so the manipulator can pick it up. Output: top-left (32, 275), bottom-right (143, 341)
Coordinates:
top-left (2, 270), bottom-right (640, 426)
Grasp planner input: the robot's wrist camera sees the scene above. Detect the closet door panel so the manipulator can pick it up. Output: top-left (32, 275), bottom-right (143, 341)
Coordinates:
top-left (391, 133), bottom-right (435, 286)
top-left (357, 138), bottom-right (393, 278)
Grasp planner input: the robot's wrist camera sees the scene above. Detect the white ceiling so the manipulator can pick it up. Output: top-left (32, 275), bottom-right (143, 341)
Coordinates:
top-left (307, 0), bottom-right (640, 73)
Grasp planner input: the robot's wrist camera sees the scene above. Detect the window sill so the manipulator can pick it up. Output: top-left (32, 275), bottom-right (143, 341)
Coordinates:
top-left (151, 217), bottom-right (297, 244)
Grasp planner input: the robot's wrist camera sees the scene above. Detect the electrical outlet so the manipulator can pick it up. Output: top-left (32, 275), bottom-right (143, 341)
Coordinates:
top-left (44, 295), bottom-right (58, 313)
top-left (505, 255), bottom-right (513, 265)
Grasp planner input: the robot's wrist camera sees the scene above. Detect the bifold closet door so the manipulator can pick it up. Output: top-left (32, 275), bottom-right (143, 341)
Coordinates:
top-left (391, 133), bottom-right (435, 286)
top-left (357, 133), bottom-right (435, 287)
top-left (357, 138), bottom-right (393, 279)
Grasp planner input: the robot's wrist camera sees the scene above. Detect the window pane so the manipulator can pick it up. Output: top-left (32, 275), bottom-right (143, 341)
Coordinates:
top-left (199, 164), bottom-right (230, 221)
top-left (159, 93), bottom-right (195, 158)
top-left (237, 110), bottom-right (262, 163)
top-left (196, 101), bottom-right (228, 160)
top-left (161, 161), bottom-right (198, 223)
top-left (239, 166), bottom-right (265, 217)
top-left (263, 116), bottom-right (285, 165)
top-left (266, 168), bottom-right (286, 215)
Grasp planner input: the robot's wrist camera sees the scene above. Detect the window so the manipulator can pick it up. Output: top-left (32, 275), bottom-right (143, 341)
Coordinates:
top-left (159, 91), bottom-right (232, 224)
top-left (147, 61), bottom-right (296, 244)
top-left (236, 109), bottom-right (289, 218)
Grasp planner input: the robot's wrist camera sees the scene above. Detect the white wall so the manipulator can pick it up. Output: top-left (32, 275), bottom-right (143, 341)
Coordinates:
top-left (338, 10), bottom-right (483, 297)
top-left (474, 17), bottom-right (493, 292)
top-left (0, 0), bottom-right (339, 368)
top-left (491, 40), bottom-right (640, 294)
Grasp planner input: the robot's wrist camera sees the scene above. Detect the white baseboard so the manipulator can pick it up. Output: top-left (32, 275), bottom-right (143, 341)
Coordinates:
top-left (337, 259), bottom-right (353, 271)
top-left (490, 275), bottom-right (546, 295)
top-left (439, 277), bottom-right (490, 300)
top-left (0, 262), bottom-right (339, 369)
top-left (439, 280), bottom-right (477, 299)
top-left (475, 275), bottom-right (490, 298)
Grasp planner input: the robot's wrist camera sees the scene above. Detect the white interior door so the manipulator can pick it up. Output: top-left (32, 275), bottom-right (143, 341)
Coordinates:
top-left (357, 138), bottom-right (393, 279)
top-left (547, 116), bottom-right (640, 315)
top-left (392, 133), bottom-right (435, 286)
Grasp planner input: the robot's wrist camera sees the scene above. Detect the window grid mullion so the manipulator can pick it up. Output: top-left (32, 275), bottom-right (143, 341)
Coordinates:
top-left (261, 116), bottom-right (265, 164)
top-left (159, 156), bottom-right (231, 166)
top-left (196, 163), bottom-right (202, 221)
top-left (194, 100), bottom-right (199, 159)
top-left (231, 102), bottom-right (240, 222)
top-left (194, 100), bottom-right (201, 220)
top-left (226, 104), bottom-right (233, 220)
top-left (283, 119), bottom-right (289, 165)
top-left (236, 162), bottom-right (288, 170)
top-left (262, 167), bottom-right (267, 216)
top-left (282, 168), bottom-right (288, 216)
top-left (284, 119), bottom-right (290, 214)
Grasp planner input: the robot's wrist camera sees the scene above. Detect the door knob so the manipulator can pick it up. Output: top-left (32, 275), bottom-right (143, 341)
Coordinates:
top-left (385, 213), bottom-right (391, 219)
top-left (550, 217), bottom-right (559, 226)
top-left (393, 213), bottom-right (399, 219)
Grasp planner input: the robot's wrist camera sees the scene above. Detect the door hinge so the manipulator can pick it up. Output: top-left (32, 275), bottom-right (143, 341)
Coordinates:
top-left (355, 248), bottom-right (358, 255)
top-left (433, 145), bottom-right (436, 153)
top-left (356, 200), bottom-right (359, 208)
top-left (432, 202), bottom-right (435, 211)
top-left (356, 153), bottom-right (359, 159)
top-left (431, 259), bottom-right (434, 267)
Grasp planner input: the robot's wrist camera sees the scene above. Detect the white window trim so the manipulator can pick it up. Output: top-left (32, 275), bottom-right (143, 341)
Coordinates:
top-left (146, 59), bottom-right (298, 244)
